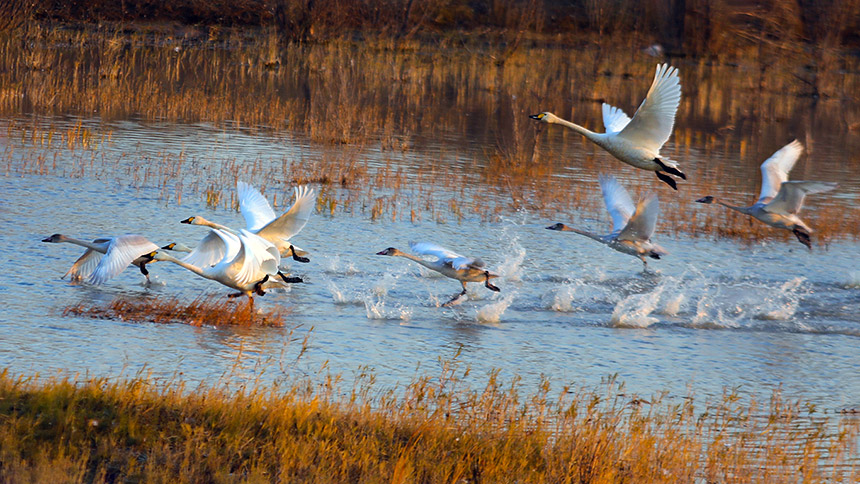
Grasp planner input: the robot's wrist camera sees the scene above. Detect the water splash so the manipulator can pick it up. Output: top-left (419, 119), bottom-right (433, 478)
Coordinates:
top-left (322, 255), bottom-right (358, 275)
top-left (756, 277), bottom-right (805, 321)
top-left (843, 271), bottom-right (860, 289)
top-left (475, 293), bottom-right (515, 323)
top-left (364, 298), bottom-right (412, 321)
top-left (610, 284), bottom-right (663, 328)
top-left (326, 280), bottom-right (363, 305)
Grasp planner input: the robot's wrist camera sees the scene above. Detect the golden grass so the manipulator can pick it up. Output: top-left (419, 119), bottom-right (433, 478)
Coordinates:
top-left (0, 365), bottom-right (856, 483)
top-left (63, 295), bottom-right (289, 328)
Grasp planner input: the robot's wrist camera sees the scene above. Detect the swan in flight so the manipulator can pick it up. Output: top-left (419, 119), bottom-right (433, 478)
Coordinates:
top-left (376, 242), bottom-right (500, 306)
top-left (547, 174), bottom-right (667, 270)
top-left (530, 64), bottom-right (685, 190)
top-left (147, 229), bottom-right (291, 301)
top-left (181, 182), bottom-right (316, 263)
top-left (696, 140), bottom-right (837, 249)
top-left (42, 234), bottom-right (160, 284)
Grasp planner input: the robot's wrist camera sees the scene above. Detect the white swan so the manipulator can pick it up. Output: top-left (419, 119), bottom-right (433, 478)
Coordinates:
top-left (376, 241), bottom-right (500, 306)
top-left (696, 140), bottom-right (837, 249)
top-left (547, 174), bottom-right (667, 270)
top-left (147, 229), bottom-right (287, 301)
top-left (181, 182), bottom-right (315, 263)
top-left (530, 64), bottom-right (685, 190)
top-left (42, 234), bottom-right (160, 284)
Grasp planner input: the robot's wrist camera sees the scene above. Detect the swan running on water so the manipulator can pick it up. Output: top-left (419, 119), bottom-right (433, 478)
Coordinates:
top-left (147, 229), bottom-right (290, 302)
top-left (695, 140), bottom-right (837, 250)
top-left (547, 174), bottom-right (667, 271)
top-left (42, 234), bottom-right (161, 284)
top-left (530, 64), bottom-right (685, 190)
top-left (180, 182), bottom-right (316, 264)
top-left (376, 242), bottom-right (500, 306)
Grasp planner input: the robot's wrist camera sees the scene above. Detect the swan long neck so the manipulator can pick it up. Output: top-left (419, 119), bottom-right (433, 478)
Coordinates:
top-left (200, 219), bottom-right (234, 232)
top-left (60, 237), bottom-right (107, 252)
top-left (157, 252), bottom-right (209, 279)
top-left (396, 251), bottom-right (437, 271)
top-left (552, 117), bottom-right (600, 141)
top-left (565, 226), bottom-right (606, 244)
top-left (714, 199), bottom-right (750, 215)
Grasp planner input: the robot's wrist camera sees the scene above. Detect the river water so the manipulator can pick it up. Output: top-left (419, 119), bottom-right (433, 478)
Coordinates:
top-left (1, 110), bottom-right (859, 413)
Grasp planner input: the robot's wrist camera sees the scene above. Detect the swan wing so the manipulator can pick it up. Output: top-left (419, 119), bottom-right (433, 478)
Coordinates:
top-left (89, 235), bottom-right (159, 285)
top-left (256, 185), bottom-right (317, 242)
top-left (599, 174), bottom-right (635, 235)
top-left (451, 256), bottom-right (485, 270)
top-left (757, 140), bottom-right (803, 204)
top-left (233, 230), bottom-right (280, 287)
top-left (409, 241), bottom-right (464, 262)
top-left (602, 103), bottom-right (632, 134)
top-left (764, 181), bottom-right (837, 215)
top-left (618, 194), bottom-right (659, 242)
top-left (180, 230), bottom-right (228, 269)
top-left (615, 64), bottom-right (681, 152)
top-left (237, 181), bottom-right (277, 232)
top-left (62, 238), bottom-right (110, 280)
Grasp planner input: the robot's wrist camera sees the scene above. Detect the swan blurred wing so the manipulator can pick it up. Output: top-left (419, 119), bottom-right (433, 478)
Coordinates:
top-left (89, 235), bottom-right (159, 285)
top-left (764, 181), bottom-right (837, 215)
top-left (599, 174), bottom-right (635, 236)
top-left (256, 185), bottom-right (316, 242)
top-left (63, 238), bottom-right (111, 280)
top-left (451, 256), bottom-right (485, 270)
top-left (757, 140), bottom-right (803, 204)
top-left (237, 181), bottom-right (277, 232)
top-left (181, 230), bottom-right (228, 269)
top-left (409, 241), bottom-right (463, 262)
top-left (616, 64), bottom-right (681, 152)
top-left (618, 194), bottom-right (659, 242)
top-left (602, 103), bottom-right (632, 134)
top-left (234, 230), bottom-right (279, 287)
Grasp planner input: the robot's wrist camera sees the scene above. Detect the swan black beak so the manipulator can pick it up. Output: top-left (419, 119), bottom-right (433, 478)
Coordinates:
top-left (529, 113), bottom-right (543, 120)
top-left (376, 250), bottom-right (387, 255)
top-left (695, 196), bottom-right (714, 204)
top-left (180, 217), bottom-right (194, 224)
top-left (41, 237), bottom-right (51, 242)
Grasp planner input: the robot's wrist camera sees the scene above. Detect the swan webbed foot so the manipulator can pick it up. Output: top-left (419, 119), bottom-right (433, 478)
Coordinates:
top-left (443, 289), bottom-right (468, 307)
top-left (654, 158), bottom-right (686, 180)
top-left (278, 271), bottom-right (304, 284)
top-left (655, 171), bottom-right (678, 190)
top-left (252, 275), bottom-right (269, 296)
top-left (290, 245), bottom-right (310, 263)
top-left (485, 282), bottom-right (500, 292)
top-left (793, 227), bottom-right (812, 250)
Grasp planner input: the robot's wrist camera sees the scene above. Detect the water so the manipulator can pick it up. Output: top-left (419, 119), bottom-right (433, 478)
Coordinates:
top-left (1, 115), bottom-right (859, 411)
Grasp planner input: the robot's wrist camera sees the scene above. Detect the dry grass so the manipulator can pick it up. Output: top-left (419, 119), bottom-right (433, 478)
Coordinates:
top-left (0, 364), bottom-right (856, 483)
top-left (63, 295), bottom-right (289, 327)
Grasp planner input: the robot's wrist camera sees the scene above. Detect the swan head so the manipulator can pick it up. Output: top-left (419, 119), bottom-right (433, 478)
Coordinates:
top-left (529, 112), bottom-right (558, 124)
top-left (546, 223), bottom-right (570, 231)
top-left (146, 250), bottom-right (170, 262)
top-left (162, 242), bottom-right (193, 252)
top-left (180, 216), bottom-right (199, 225)
top-left (376, 247), bottom-right (400, 256)
top-left (42, 234), bottom-right (66, 243)
top-left (695, 196), bottom-right (715, 204)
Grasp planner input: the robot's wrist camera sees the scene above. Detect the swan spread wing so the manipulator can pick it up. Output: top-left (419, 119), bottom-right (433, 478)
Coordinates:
top-left (616, 64), bottom-right (681, 152)
top-left (256, 185), bottom-right (316, 242)
top-left (601, 103), bottom-right (632, 134)
top-left (764, 181), bottom-right (837, 215)
top-left (234, 229), bottom-right (279, 287)
top-left (181, 230), bottom-right (228, 269)
top-left (237, 181), bottom-right (277, 232)
top-left (63, 238), bottom-right (111, 280)
top-left (618, 194), bottom-right (659, 242)
top-left (599, 174), bottom-right (635, 235)
top-left (409, 241), bottom-right (462, 260)
top-left (89, 235), bottom-right (159, 285)
top-left (757, 140), bottom-right (803, 204)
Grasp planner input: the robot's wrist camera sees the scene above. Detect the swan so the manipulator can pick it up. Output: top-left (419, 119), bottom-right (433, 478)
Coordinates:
top-left (547, 174), bottom-right (667, 270)
top-left (146, 228), bottom-right (290, 301)
top-left (530, 64), bottom-right (685, 190)
top-left (695, 140), bottom-right (837, 249)
top-left (181, 182), bottom-right (315, 263)
top-left (376, 241), bottom-right (500, 306)
top-left (42, 234), bottom-right (160, 284)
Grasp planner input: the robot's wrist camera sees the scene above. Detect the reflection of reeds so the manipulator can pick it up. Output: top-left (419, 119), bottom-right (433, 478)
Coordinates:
top-left (63, 295), bottom-right (289, 327)
top-left (0, 366), bottom-right (856, 482)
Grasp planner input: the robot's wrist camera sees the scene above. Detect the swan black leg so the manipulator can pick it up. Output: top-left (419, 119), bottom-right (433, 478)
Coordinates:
top-left (793, 227), bottom-right (812, 250)
top-left (654, 158), bottom-right (686, 179)
top-left (290, 245), bottom-right (310, 263)
top-left (484, 271), bottom-right (500, 292)
top-left (655, 171), bottom-right (677, 190)
top-left (278, 271), bottom-right (304, 284)
top-left (443, 283), bottom-right (469, 307)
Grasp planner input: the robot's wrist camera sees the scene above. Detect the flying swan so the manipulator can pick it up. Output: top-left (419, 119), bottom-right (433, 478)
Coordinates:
top-left (42, 234), bottom-right (160, 284)
top-left (547, 174), bottom-right (667, 270)
top-left (376, 241), bottom-right (500, 306)
top-left (530, 64), bottom-right (685, 190)
top-left (695, 140), bottom-right (837, 249)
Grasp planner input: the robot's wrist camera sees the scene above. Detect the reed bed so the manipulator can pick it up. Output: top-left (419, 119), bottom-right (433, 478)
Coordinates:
top-left (0, 364), bottom-right (856, 483)
top-left (63, 295), bottom-right (289, 327)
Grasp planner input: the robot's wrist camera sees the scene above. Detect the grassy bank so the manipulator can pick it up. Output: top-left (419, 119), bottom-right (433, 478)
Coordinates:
top-left (0, 366), bottom-right (857, 483)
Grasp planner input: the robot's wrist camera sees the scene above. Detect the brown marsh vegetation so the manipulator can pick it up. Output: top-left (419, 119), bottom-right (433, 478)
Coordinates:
top-left (63, 295), bottom-right (290, 327)
top-left (0, 363), bottom-right (857, 483)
